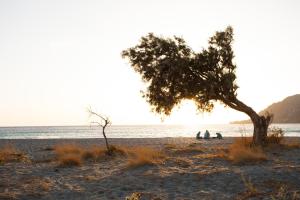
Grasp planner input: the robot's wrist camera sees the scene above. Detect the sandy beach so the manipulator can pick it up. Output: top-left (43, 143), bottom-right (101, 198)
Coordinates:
top-left (0, 137), bottom-right (300, 200)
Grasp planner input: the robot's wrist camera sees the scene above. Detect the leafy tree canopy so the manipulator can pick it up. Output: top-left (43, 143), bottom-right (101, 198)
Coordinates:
top-left (122, 26), bottom-right (238, 115)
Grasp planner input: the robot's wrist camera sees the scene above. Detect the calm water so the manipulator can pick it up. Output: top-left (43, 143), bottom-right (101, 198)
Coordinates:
top-left (0, 124), bottom-right (300, 139)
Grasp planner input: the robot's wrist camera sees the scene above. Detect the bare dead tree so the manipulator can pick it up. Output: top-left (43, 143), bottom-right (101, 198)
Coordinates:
top-left (87, 107), bottom-right (111, 152)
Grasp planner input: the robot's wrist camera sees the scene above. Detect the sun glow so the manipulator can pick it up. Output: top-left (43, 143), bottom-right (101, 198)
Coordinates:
top-left (161, 100), bottom-right (248, 125)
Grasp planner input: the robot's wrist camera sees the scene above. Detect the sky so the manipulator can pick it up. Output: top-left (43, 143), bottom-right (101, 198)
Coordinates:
top-left (0, 0), bottom-right (299, 126)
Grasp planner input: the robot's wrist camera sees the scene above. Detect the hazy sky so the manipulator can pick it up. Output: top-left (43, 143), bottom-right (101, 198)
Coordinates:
top-left (0, 0), bottom-right (299, 126)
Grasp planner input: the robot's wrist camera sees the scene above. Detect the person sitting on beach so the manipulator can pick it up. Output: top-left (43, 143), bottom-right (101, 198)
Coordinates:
top-left (196, 131), bottom-right (202, 139)
top-left (216, 132), bottom-right (223, 139)
top-left (204, 130), bottom-right (210, 139)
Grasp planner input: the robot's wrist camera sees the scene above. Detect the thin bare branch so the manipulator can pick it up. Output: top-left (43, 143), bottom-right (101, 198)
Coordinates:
top-left (87, 107), bottom-right (112, 152)
top-left (90, 121), bottom-right (104, 127)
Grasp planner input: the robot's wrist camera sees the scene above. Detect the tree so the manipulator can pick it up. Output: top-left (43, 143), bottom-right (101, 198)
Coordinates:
top-left (122, 26), bottom-right (272, 145)
top-left (88, 107), bottom-right (112, 152)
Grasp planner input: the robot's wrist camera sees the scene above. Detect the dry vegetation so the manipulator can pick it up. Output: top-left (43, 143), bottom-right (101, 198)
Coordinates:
top-left (266, 127), bottom-right (300, 150)
top-left (238, 178), bottom-right (300, 200)
top-left (125, 192), bottom-right (161, 200)
top-left (237, 174), bottom-right (260, 200)
top-left (266, 127), bottom-right (285, 144)
top-left (164, 142), bottom-right (205, 155)
top-left (124, 146), bottom-right (166, 168)
top-left (225, 127), bottom-right (300, 165)
top-left (226, 137), bottom-right (267, 164)
top-left (0, 145), bottom-right (29, 164)
top-left (52, 128), bottom-right (299, 168)
top-left (1, 135), bottom-right (300, 199)
top-left (0, 177), bottom-right (54, 200)
top-left (53, 143), bottom-right (165, 168)
top-left (54, 144), bottom-right (108, 167)
top-left (270, 185), bottom-right (300, 200)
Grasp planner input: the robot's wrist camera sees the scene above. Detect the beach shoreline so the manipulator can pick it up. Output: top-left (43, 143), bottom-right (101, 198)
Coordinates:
top-left (1, 137), bottom-right (300, 199)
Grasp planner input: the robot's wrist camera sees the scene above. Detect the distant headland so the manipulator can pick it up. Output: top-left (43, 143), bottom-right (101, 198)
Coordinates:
top-left (231, 94), bottom-right (300, 124)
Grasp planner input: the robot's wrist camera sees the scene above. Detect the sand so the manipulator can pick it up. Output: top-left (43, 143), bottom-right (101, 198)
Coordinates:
top-left (0, 137), bottom-right (300, 200)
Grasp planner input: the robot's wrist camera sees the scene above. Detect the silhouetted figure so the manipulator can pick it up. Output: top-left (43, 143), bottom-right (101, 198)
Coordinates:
top-left (196, 131), bottom-right (202, 139)
top-left (216, 132), bottom-right (223, 139)
top-left (204, 130), bottom-right (210, 139)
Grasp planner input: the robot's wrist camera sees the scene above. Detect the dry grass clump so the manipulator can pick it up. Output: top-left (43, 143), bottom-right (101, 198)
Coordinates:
top-left (227, 138), bottom-right (267, 164)
top-left (55, 144), bottom-right (165, 168)
top-left (58, 154), bottom-right (82, 167)
top-left (81, 146), bottom-right (106, 160)
top-left (0, 145), bottom-right (29, 164)
top-left (54, 144), bottom-right (99, 167)
top-left (108, 145), bottom-right (126, 155)
top-left (54, 144), bottom-right (126, 167)
top-left (125, 146), bottom-right (166, 168)
top-left (54, 144), bottom-right (84, 167)
top-left (82, 145), bottom-right (125, 160)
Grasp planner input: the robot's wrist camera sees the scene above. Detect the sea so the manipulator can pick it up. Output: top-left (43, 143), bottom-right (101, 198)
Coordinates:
top-left (0, 124), bottom-right (300, 139)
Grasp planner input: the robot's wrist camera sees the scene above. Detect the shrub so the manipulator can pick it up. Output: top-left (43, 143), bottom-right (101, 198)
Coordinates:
top-left (265, 127), bottom-right (300, 150)
top-left (266, 127), bottom-right (284, 144)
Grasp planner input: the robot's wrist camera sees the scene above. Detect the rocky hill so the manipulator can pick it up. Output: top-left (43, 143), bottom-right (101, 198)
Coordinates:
top-left (231, 94), bottom-right (300, 124)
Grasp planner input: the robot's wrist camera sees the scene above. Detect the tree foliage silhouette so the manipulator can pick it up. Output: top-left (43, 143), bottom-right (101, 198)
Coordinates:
top-left (122, 26), bottom-right (272, 145)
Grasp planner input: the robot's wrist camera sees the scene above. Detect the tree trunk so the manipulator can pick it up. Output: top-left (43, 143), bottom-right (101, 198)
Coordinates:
top-left (251, 115), bottom-right (269, 145)
top-left (102, 127), bottom-right (110, 152)
top-left (220, 97), bottom-right (271, 145)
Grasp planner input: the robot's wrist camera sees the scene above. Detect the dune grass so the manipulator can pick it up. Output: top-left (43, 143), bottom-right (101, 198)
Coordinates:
top-left (54, 143), bottom-right (111, 167)
top-left (124, 146), bottom-right (166, 168)
top-left (54, 144), bottom-right (84, 167)
top-left (226, 128), bottom-right (300, 165)
top-left (53, 143), bottom-right (163, 168)
top-left (226, 137), bottom-right (267, 164)
top-left (0, 145), bottom-right (29, 164)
